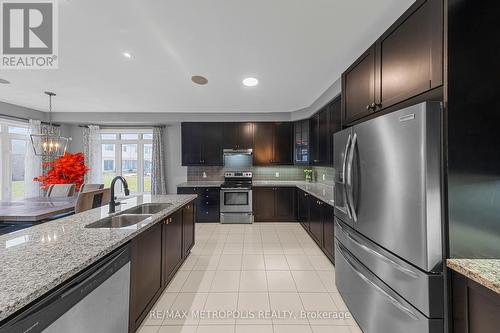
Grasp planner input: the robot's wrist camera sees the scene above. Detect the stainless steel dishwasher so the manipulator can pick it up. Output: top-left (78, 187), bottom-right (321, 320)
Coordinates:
top-left (0, 245), bottom-right (131, 333)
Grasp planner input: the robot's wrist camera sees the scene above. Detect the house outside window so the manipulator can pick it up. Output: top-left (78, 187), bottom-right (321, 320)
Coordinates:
top-left (100, 129), bottom-right (153, 193)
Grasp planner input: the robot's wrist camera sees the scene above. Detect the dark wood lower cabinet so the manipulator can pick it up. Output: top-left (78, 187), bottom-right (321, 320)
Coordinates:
top-left (253, 187), bottom-right (297, 222)
top-left (297, 190), bottom-right (310, 230)
top-left (129, 200), bottom-right (196, 332)
top-left (452, 271), bottom-right (500, 333)
top-left (177, 187), bottom-right (220, 222)
top-left (253, 187), bottom-right (275, 221)
top-left (163, 210), bottom-right (183, 283)
top-left (297, 189), bottom-right (334, 264)
top-left (322, 205), bottom-right (335, 261)
top-left (182, 202), bottom-right (195, 258)
top-left (129, 222), bottom-right (163, 331)
top-left (308, 197), bottom-right (323, 246)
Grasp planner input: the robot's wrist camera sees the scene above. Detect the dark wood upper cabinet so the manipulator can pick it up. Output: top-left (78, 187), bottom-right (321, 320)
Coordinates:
top-left (318, 107), bottom-right (330, 164)
top-left (253, 123), bottom-right (274, 165)
top-left (375, 0), bottom-right (443, 110)
top-left (294, 119), bottom-right (310, 165)
top-left (309, 112), bottom-right (320, 165)
top-left (273, 123), bottom-right (293, 165)
top-left (329, 97), bottom-right (342, 164)
top-left (223, 123), bottom-right (254, 150)
top-left (342, 0), bottom-right (443, 126)
top-left (253, 122), bottom-right (293, 165)
top-left (182, 123), bottom-right (223, 166)
top-left (181, 123), bottom-right (202, 166)
top-left (342, 46), bottom-right (377, 125)
top-left (130, 222), bottom-right (163, 331)
top-left (309, 97), bottom-right (340, 167)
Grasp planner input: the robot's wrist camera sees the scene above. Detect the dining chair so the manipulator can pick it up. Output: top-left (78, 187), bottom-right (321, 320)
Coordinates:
top-left (47, 184), bottom-right (76, 197)
top-left (80, 184), bottom-right (104, 193)
top-left (74, 188), bottom-right (111, 214)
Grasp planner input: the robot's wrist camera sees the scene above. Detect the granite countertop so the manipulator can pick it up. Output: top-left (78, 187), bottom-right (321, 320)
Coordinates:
top-left (177, 181), bottom-right (223, 187)
top-left (177, 180), bottom-right (334, 206)
top-left (0, 194), bottom-right (197, 322)
top-left (253, 180), bottom-right (335, 207)
top-left (447, 259), bottom-right (500, 294)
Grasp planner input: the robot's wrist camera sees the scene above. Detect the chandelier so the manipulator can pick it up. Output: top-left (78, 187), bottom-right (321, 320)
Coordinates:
top-left (30, 92), bottom-right (70, 157)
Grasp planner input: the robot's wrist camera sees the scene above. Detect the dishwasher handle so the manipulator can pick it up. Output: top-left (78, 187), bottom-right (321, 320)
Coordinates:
top-left (0, 245), bottom-right (130, 333)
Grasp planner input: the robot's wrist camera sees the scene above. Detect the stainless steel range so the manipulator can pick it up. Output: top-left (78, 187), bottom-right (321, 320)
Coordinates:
top-left (220, 171), bottom-right (253, 224)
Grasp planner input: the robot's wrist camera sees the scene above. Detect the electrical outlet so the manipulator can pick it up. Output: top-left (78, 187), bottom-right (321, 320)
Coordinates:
top-left (322, 174), bottom-right (326, 181)
top-left (275, 172), bottom-right (280, 178)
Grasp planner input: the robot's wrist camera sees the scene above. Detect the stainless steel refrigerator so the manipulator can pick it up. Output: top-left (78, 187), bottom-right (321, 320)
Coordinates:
top-left (333, 102), bottom-right (445, 333)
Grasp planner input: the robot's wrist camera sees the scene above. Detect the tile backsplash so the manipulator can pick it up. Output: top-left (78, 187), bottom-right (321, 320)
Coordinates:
top-left (312, 166), bottom-right (335, 185)
top-left (187, 166), bottom-right (224, 181)
top-left (187, 165), bottom-right (335, 184)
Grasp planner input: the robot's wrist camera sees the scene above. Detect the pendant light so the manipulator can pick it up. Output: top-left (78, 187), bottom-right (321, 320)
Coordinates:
top-left (30, 91), bottom-right (70, 157)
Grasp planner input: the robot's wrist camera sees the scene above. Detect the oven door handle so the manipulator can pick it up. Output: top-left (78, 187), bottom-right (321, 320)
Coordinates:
top-left (221, 188), bottom-right (252, 191)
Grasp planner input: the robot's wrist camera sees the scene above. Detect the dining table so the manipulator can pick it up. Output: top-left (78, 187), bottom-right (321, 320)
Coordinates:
top-left (0, 196), bottom-right (76, 222)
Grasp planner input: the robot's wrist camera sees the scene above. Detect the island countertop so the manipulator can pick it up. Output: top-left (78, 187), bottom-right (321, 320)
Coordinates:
top-left (0, 194), bottom-right (196, 323)
top-left (447, 259), bottom-right (500, 295)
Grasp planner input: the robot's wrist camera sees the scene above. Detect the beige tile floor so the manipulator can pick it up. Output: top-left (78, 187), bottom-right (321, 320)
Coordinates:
top-left (138, 223), bottom-right (362, 333)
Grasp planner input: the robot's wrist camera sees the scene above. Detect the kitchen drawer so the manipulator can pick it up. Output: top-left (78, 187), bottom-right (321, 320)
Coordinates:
top-left (335, 219), bottom-right (443, 317)
top-left (335, 240), bottom-right (443, 333)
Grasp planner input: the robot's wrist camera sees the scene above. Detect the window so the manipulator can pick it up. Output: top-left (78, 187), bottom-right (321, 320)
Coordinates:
top-left (103, 160), bottom-right (114, 171)
top-left (100, 129), bottom-right (153, 193)
top-left (104, 144), bottom-right (114, 152)
top-left (0, 119), bottom-right (29, 200)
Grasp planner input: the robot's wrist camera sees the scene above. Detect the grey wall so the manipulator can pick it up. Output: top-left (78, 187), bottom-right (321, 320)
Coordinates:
top-left (67, 125), bottom-right (84, 153)
top-left (165, 123), bottom-right (186, 193)
top-left (0, 100), bottom-right (46, 122)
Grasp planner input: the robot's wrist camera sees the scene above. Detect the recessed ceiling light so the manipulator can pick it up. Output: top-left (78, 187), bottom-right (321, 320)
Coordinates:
top-left (191, 75), bottom-right (208, 85)
top-left (243, 77), bottom-right (258, 87)
top-left (122, 52), bottom-right (133, 59)
top-left (0, 78), bottom-right (10, 84)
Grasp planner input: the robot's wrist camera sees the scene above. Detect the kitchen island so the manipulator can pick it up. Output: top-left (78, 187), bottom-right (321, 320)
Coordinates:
top-left (0, 194), bottom-right (197, 331)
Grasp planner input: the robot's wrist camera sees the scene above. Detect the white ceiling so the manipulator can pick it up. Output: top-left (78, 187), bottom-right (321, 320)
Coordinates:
top-left (0, 0), bottom-right (415, 113)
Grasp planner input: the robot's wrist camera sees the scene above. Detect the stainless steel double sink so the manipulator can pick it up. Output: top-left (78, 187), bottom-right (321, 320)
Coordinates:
top-left (85, 203), bottom-right (172, 229)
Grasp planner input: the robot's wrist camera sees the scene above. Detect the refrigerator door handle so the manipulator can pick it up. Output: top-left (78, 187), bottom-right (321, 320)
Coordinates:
top-left (337, 243), bottom-right (419, 321)
top-left (341, 134), bottom-right (352, 219)
top-left (346, 132), bottom-right (358, 222)
top-left (336, 223), bottom-right (419, 279)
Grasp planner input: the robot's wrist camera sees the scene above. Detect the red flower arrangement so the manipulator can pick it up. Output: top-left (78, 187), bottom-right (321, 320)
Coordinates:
top-left (34, 152), bottom-right (89, 191)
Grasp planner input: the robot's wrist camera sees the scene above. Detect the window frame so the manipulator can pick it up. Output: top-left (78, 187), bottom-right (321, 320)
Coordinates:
top-left (0, 118), bottom-right (29, 200)
top-left (100, 128), bottom-right (153, 194)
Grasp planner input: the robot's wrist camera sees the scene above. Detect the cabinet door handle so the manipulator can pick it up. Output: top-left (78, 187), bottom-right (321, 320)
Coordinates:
top-left (366, 102), bottom-right (377, 111)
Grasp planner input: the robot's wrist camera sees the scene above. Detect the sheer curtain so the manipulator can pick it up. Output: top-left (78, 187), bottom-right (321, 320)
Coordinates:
top-left (82, 125), bottom-right (102, 184)
top-left (24, 119), bottom-right (42, 198)
top-left (151, 126), bottom-right (168, 195)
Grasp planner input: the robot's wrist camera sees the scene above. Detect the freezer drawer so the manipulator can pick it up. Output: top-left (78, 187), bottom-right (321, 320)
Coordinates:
top-left (335, 240), bottom-right (443, 333)
top-left (335, 218), bottom-right (443, 318)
